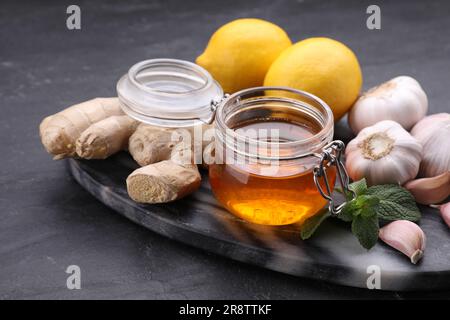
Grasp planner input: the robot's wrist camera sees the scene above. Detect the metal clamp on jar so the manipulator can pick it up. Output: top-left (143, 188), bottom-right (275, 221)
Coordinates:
top-left (117, 58), bottom-right (354, 226)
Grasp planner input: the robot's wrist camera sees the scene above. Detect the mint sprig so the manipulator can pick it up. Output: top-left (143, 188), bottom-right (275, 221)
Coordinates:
top-left (300, 178), bottom-right (421, 250)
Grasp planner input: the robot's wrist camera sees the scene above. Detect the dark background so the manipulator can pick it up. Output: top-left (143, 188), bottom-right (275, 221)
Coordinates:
top-left (1, 0), bottom-right (449, 299)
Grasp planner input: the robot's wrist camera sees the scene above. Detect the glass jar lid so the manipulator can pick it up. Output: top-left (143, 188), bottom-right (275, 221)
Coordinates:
top-left (116, 58), bottom-right (223, 127)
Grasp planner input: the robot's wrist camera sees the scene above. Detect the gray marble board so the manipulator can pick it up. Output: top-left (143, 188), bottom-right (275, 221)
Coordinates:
top-left (68, 153), bottom-right (450, 291)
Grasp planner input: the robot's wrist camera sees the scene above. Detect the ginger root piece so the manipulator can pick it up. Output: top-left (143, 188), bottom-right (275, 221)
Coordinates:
top-left (126, 160), bottom-right (201, 203)
top-left (127, 141), bottom-right (201, 203)
top-left (39, 97), bottom-right (123, 159)
top-left (76, 115), bottom-right (139, 159)
top-left (128, 124), bottom-right (179, 166)
top-left (129, 123), bottom-right (214, 167)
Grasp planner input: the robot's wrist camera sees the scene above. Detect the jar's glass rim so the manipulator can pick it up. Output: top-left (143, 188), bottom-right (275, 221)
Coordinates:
top-left (128, 58), bottom-right (214, 97)
top-left (214, 86), bottom-right (335, 158)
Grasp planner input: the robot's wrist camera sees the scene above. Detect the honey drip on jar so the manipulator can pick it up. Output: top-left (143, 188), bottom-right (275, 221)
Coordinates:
top-left (209, 116), bottom-right (336, 226)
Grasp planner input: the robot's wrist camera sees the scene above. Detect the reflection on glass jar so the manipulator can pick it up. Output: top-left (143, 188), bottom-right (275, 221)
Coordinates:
top-left (210, 88), bottom-right (336, 226)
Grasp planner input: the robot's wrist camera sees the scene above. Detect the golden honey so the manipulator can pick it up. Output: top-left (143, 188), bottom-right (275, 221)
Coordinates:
top-left (210, 87), bottom-right (336, 226)
top-left (210, 120), bottom-right (336, 226)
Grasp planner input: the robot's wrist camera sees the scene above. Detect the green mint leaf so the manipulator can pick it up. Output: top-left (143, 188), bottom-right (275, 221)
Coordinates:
top-left (356, 195), bottom-right (380, 218)
top-left (338, 178), bottom-right (368, 201)
top-left (351, 214), bottom-right (379, 250)
top-left (300, 210), bottom-right (330, 240)
top-left (348, 178), bottom-right (368, 196)
top-left (338, 194), bottom-right (379, 221)
top-left (338, 200), bottom-right (358, 222)
top-left (360, 205), bottom-right (377, 218)
top-left (365, 184), bottom-right (421, 221)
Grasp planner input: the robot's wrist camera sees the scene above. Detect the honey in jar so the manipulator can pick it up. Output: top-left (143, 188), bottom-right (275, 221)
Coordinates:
top-left (210, 88), bottom-right (336, 226)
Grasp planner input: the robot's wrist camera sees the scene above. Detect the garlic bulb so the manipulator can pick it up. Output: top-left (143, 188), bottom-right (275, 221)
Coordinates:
top-left (379, 220), bottom-right (426, 264)
top-left (345, 120), bottom-right (422, 185)
top-left (348, 76), bottom-right (428, 134)
top-left (411, 113), bottom-right (450, 177)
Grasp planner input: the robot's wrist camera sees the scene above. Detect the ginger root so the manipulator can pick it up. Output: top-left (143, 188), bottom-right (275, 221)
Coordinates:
top-left (127, 161), bottom-right (201, 203)
top-left (127, 142), bottom-right (201, 203)
top-left (39, 97), bottom-right (210, 204)
top-left (76, 115), bottom-right (139, 159)
top-left (129, 123), bottom-right (213, 167)
top-left (128, 124), bottom-right (180, 166)
top-left (40, 98), bottom-right (124, 159)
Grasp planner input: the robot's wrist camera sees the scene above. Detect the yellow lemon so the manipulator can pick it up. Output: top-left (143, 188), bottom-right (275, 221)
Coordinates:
top-left (264, 37), bottom-right (363, 120)
top-left (196, 18), bottom-right (292, 93)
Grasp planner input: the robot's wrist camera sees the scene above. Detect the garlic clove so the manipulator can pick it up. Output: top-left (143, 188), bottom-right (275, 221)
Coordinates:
top-left (345, 120), bottom-right (422, 186)
top-left (348, 76), bottom-right (428, 134)
top-left (435, 202), bottom-right (450, 228)
top-left (404, 172), bottom-right (450, 205)
top-left (430, 202), bottom-right (450, 228)
top-left (411, 113), bottom-right (450, 178)
top-left (379, 220), bottom-right (426, 264)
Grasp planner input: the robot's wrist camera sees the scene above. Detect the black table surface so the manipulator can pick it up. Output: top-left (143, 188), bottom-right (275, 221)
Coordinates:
top-left (1, 0), bottom-right (449, 299)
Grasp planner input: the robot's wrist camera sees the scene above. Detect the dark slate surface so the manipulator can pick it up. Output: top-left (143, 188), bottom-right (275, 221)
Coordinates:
top-left (0, 0), bottom-right (449, 299)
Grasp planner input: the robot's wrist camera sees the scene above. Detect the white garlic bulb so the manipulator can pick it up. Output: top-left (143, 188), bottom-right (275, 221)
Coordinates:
top-left (348, 76), bottom-right (428, 134)
top-left (345, 120), bottom-right (422, 185)
top-left (411, 113), bottom-right (450, 178)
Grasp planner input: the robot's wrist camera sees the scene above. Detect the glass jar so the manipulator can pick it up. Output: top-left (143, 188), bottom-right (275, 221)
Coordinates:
top-left (117, 58), bottom-right (349, 226)
top-left (210, 87), bottom-right (336, 225)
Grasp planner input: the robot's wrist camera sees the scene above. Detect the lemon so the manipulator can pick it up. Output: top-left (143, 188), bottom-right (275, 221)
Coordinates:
top-left (264, 37), bottom-right (363, 120)
top-left (196, 18), bottom-right (292, 93)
